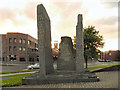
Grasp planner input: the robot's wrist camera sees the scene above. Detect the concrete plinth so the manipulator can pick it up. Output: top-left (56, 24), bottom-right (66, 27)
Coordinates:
top-left (22, 71), bottom-right (99, 85)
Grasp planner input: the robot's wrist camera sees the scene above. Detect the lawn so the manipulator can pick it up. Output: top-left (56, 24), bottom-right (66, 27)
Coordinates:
top-left (1, 69), bottom-right (39, 74)
top-left (1, 73), bottom-right (32, 87)
top-left (87, 63), bottom-right (120, 70)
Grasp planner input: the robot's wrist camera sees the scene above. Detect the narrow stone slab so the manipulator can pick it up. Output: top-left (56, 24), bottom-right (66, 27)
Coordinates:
top-left (37, 4), bottom-right (54, 76)
top-left (76, 14), bottom-right (84, 73)
top-left (57, 36), bottom-right (76, 71)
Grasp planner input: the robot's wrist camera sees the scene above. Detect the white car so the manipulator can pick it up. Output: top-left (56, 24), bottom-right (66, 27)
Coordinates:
top-left (27, 63), bottom-right (39, 70)
top-left (105, 60), bottom-right (111, 62)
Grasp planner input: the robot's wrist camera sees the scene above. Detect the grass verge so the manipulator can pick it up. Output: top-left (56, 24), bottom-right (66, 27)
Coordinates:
top-left (1, 69), bottom-right (39, 74)
top-left (1, 73), bottom-right (32, 87)
top-left (87, 63), bottom-right (120, 70)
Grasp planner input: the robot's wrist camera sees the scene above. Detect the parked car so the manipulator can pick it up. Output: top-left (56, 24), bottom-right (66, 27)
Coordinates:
top-left (98, 59), bottom-right (111, 62)
top-left (105, 60), bottom-right (111, 62)
top-left (98, 59), bottom-right (104, 62)
top-left (27, 63), bottom-right (39, 70)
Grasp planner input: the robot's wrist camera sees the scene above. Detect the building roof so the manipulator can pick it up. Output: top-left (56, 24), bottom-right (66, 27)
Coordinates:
top-left (5, 32), bottom-right (37, 40)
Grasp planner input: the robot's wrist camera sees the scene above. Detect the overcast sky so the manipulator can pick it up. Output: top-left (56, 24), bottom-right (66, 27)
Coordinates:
top-left (0, 0), bottom-right (119, 51)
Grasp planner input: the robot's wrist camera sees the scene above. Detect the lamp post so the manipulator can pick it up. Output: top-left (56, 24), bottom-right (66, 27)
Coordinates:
top-left (109, 52), bottom-right (111, 60)
top-left (85, 54), bottom-right (87, 70)
top-left (85, 45), bottom-right (88, 70)
top-left (101, 52), bottom-right (103, 60)
top-left (105, 52), bottom-right (106, 61)
top-left (98, 53), bottom-right (100, 59)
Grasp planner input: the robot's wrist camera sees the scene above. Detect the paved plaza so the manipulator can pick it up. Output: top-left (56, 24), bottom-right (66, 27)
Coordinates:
top-left (3, 71), bottom-right (119, 89)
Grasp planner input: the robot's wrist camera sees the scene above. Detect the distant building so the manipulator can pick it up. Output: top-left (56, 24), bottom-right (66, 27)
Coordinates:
top-left (103, 50), bottom-right (120, 61)
top-left (1, 32), bottom-right (38, 64)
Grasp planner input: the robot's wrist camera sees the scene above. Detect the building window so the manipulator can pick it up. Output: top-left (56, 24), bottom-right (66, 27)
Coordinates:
top-left (35, 43), bottom-right (36, 48)
top-left (3, 57), bottom-right (4, 61)
top-left (19, 39), bottom-right (22, 43)
top-left (14, 38), bottom-right (16, 43)
top-left (13, 46), bottom-right (17, 51)
top-left (9, 38), bottom-right (12, 43)
top-left (20, 58), bottom-right (25, 62)
top-left (19, 47), bottom-right (22, 51)
top-left (23, 39), bottom-right (26, 44)
top-left (28, 40), bottom-right (31, 45)
top-left (23, 47), bottom-right (26, 51)
top-left (29, 58), bottom-right (34, 62)
top-left (37, 56), bottom-right (39, 61)
top-left (9, 46), bottom-right (12, 51)
top-left (32, 49), bottom-right (33, 51)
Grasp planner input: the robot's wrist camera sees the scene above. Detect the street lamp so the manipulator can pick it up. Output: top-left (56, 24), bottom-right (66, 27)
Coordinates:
top-left (98, 53), bottom-right (100, 59)
top-left (85, 45), bottom-right (88, 70)
top-left (105, 51), bottom-right (106, 61)
top-left (109, 52), bottom-right (111, 60)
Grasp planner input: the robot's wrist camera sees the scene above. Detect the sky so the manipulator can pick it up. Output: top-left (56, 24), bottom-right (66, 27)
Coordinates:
top-left (0, 0), bottom-right (119, 51)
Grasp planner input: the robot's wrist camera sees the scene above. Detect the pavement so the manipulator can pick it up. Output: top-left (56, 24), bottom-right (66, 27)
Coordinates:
top-left (2, 71), bottom-right (119, 88)
top-left (1, 64), bottom-right (29, 72)
top-left (1, 61), bottom-right (119, 73)
top-left (0, 67), bottom-right (106, 77)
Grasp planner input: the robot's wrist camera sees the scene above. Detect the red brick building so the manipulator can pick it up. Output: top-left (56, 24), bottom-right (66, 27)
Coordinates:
top-left (103, 50), bottom-right (120, 61)
top-left (1, 32), bottom-right (39, 64)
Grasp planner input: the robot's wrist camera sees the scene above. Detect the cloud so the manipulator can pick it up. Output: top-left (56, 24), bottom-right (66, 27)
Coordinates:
top-left (0, 8), bottom-right (32, 28)
top-left (86, 16), bottom-right (117, 27)
top-left (84, 16), bottom-right (118, 39)
top-left (100, 0), bottom-right (119, 3)
top-left (0, 1), bottom-right (39, 28)
top-left (98, 16), bottom-right (117, 25)
top-left (50, 2), bottom-right (88, 34)
top-left (0, 8), bottom-right (15, 21)
top-left (52, 2), bottom-right (88, 18)
top-left (22, 2), bottom-right (37, 20)
top-left (101, 2), bottom-right (118, 8)
top-left (0, 8), bottom-right (16, 28)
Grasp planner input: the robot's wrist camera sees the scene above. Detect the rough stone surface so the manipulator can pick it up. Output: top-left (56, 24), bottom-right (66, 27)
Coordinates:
top-left (57, 36), bottom-right (76, 71)
top-left (0, 35), bottom-right (2, 70)
top-left (76, 14), bottom-right (84, 73)
top-left (14, 71), bottom-right (119, 88)
top-left (37, 4), bottom-right (54, 76)
top-left (22, 71), bottom-right (99, 85)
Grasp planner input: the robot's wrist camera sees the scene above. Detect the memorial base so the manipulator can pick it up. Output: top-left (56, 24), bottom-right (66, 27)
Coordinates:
top-left (22, 71), bottom-right (99, 85)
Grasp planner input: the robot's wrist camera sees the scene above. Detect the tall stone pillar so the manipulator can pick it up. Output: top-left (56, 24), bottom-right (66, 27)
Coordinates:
top-left (76, 14), bottom-right (84, 73)
top-left (0, 35), bottom-right (2, 67)
top-left (37, 4), bottom-right (54, 76)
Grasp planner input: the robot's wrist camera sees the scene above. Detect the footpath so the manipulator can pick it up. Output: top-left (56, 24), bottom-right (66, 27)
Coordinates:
top-left (1, 64), bottom-right (120, 76)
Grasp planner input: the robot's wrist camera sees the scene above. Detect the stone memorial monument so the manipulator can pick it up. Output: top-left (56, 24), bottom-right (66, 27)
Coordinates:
top-left (57, 36), bottom-right (75, 71)
top-left (37, 4), bottom-right (54, 76)
top-left (22, 4), bottom-right (99, 85)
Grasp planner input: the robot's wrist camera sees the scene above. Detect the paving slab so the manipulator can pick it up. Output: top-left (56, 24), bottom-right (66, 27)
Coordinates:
top-left (2, 71), bottom-right (119, 88)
